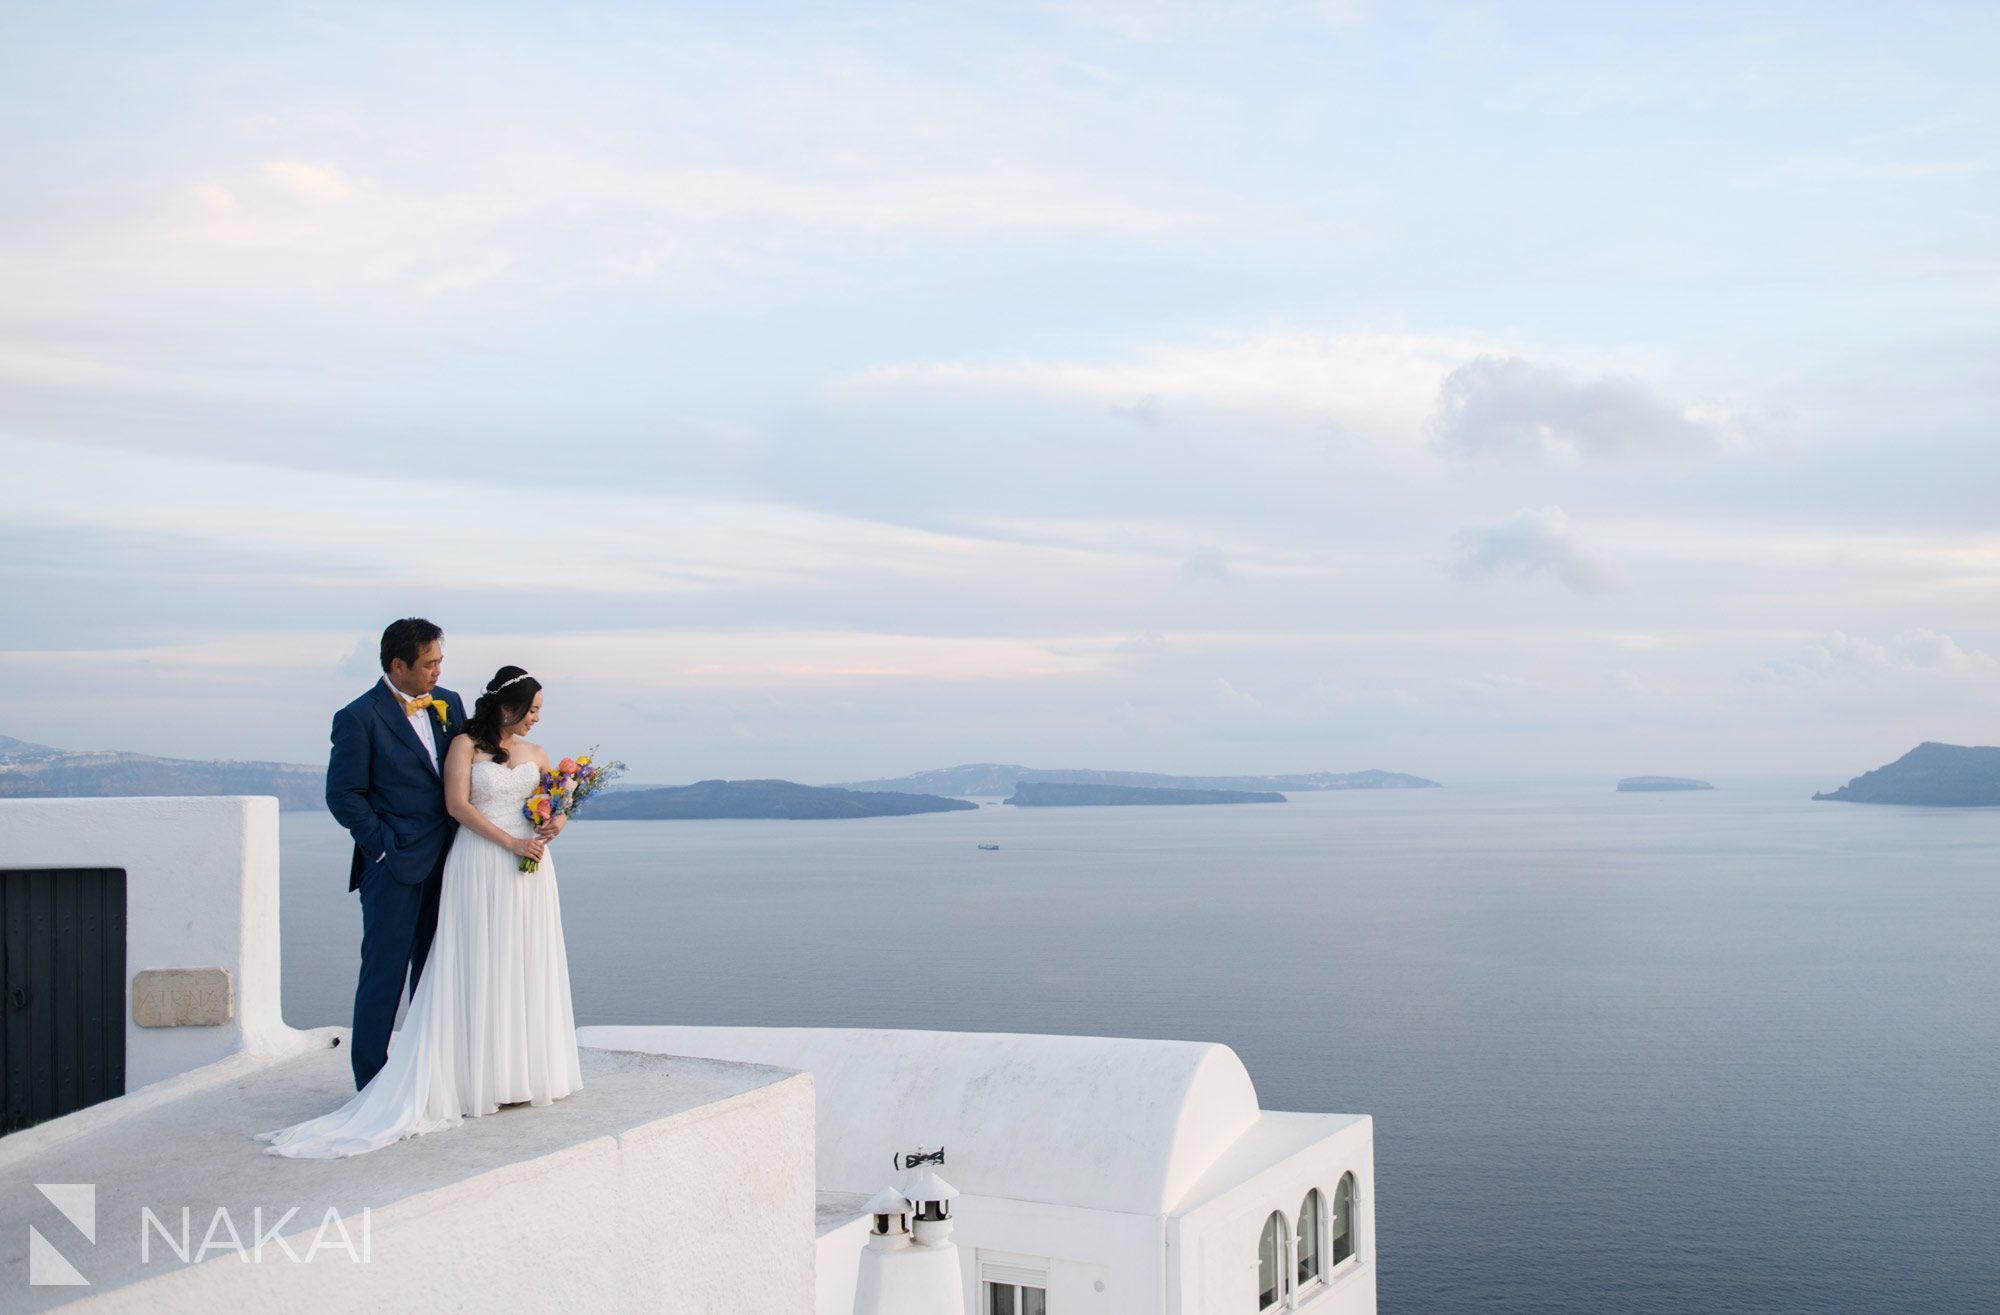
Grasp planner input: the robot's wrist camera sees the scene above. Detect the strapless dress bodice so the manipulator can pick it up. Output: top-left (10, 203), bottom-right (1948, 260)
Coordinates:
top-left (469, 759), bottom-right (542, 837)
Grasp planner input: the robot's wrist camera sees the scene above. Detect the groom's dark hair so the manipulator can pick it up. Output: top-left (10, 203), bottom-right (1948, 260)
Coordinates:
top-left (379, 618), bottom-right (444, 673)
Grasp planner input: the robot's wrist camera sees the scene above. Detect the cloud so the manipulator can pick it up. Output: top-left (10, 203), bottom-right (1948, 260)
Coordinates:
top-left (1429, 355), bottom-right (1723, 460)
top-left (1894, 628), bottom-right (1988, 673)
top-left (259, 161), bottom-right (354, 202)
top-left (0, 433), bottom-right (1129, 602)
top-left (1182, 547), bottom-right (1231, 582)
top-left (1737, 154), bottom-right (1997, 189)
top-left (139, 158), bottom-right (1207, 309)
top-left (438, 628), bottom-right (1139, 688)
top-left (1055, 0), bottom-right (1366, 38)
top-left (0, 627), bottom-right (1139, 691)
top-left (1214, 676), bottom-right (1261, 711)
top-left (170, 162), bottom-right (377, 250)
top-left (631, 166), bottom-right (1194, 235)
top-left (1450, 507), bottom-right (1622, 594)
top-left (1761, 629), bottom-right (1998, 683)
top-left (845, 331), bottom-right (1485, 440)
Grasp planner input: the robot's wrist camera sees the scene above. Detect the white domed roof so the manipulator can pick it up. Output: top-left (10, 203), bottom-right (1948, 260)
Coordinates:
top-left (579, 1025), bottom-right (1262, 1214)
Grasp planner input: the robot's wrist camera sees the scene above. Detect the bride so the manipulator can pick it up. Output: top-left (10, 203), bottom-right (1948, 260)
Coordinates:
top-left (257, 666), bottom-right (584, 1157)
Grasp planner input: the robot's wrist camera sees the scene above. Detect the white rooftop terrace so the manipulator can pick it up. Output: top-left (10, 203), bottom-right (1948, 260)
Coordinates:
top-left (0, 1030), bottom-right (817, 1311)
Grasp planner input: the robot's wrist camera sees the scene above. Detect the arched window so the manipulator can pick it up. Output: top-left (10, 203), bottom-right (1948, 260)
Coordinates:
top-left (1257, 1210), bottom-right (1290, 1310)
top-left (1297, 1188), bottom-right (1324, 1288)
top-left (1332, 1172), bottom-right (1357, 1267)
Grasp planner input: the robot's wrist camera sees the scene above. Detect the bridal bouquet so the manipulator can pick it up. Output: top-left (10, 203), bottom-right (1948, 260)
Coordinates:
top-left (519, 749), bottom-right (626, 871)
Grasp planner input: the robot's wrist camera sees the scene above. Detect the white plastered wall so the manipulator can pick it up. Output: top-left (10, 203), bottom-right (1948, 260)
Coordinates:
top-left (1171, 1117), bottom-right (1377, 1315)
top-left (1, 796), bottom-right (302, 1091)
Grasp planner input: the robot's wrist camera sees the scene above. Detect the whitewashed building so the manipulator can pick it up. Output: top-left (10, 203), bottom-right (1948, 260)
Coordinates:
top-left (0, 797), bottom-right (1376, 1314)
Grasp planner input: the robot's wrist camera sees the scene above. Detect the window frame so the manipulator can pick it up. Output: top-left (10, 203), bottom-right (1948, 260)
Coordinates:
top-left (1329, 1171), bottom-right (1359, 1274)
top-left (979, 1254), bottom-right (1050, 1315)
top-left (981, 1280), bottom-right (1046, 1315)
top-left (1257, 1208), bottom-right (1293, 1311)
top-left (1295, 1186), bottom-right (1326, 1296)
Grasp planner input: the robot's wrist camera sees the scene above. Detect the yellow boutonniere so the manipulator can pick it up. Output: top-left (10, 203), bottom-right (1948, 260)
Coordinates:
top-left (429, 699), bottom-right (449, 729)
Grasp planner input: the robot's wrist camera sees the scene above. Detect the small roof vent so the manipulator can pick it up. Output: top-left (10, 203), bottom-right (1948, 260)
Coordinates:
top-left (863, 1186), bottom-right (912, 1217)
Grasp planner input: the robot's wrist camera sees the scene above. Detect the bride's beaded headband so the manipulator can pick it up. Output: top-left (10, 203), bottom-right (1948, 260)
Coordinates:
top-left (490, 671), bottom-right (536, 691)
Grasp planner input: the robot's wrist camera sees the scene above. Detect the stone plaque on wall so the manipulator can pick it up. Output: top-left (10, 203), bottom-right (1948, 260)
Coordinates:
top-left (132, 968), bottom-right (234, 1027)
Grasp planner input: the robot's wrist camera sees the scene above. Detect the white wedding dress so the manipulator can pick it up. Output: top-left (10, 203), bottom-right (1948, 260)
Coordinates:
top-left (257, 759), bottom-right (584, 1157)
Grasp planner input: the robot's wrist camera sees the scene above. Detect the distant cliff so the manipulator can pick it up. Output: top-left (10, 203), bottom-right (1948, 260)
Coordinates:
top-left (1813, 742), bottom-right (2000, 806)
top-left (837, 762), bottom-right (1438, 796)
top-left (586, 779), bottom-right (978, 821)
top-left (1004, 782), bottom-right (1286, 807)
top-left (1617, 776), bottom-right (1713, 792)
top-left (0, 735), bottom-right (325, 811)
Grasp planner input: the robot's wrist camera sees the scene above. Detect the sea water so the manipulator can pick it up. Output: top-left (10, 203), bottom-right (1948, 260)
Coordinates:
top-left (277, 781), bottom-right (2000, 1314)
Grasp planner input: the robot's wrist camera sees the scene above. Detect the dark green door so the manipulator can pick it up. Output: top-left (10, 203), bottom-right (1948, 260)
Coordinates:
top-left (2, 868), bottom-right (126, 1134)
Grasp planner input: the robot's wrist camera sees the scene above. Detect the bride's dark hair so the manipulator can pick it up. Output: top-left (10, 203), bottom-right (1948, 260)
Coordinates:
top-left (463, 666), bottom-right (542, 764)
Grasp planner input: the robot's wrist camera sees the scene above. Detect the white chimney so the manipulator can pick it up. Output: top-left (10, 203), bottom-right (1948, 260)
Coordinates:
top-left (863, 1186), bottom-right (913, 1244)
top-left (906, 1167), bottom-right (960, 1248)
top-left (851, 1153), bottom-right (966, 1315)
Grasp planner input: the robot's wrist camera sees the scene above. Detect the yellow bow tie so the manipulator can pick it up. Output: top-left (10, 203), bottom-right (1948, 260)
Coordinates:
top-left (404, 697), bottom-right (436, 716)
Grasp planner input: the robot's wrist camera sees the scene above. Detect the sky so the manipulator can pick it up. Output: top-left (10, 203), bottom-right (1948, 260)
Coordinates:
top-left (2, 0), bottom-right (1996, 785)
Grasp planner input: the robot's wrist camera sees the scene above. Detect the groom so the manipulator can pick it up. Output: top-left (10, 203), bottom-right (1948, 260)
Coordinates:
top-left (326, 617), bottom-right (467, 1090)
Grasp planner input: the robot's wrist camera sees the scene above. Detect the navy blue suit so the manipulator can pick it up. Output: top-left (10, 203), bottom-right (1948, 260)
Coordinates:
top-left (325, 679), bottom-right (467, 1090)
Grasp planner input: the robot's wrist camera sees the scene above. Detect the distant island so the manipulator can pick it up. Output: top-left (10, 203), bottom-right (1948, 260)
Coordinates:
top-left (586, 779), bottom-right (977, 821)
top-left (0, 733), bottom-right (1440, 818)
top-left (836, 762), bottom-right (1439, 797)
top-left (1617, 776), bottom-right (1713, 792)
top-left (1004, 782), bottom-right (1286, 807)
top-left (1813, 742), bottom-right (2000, 807)
top-left (0, 733), bottom-right (324, 810)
